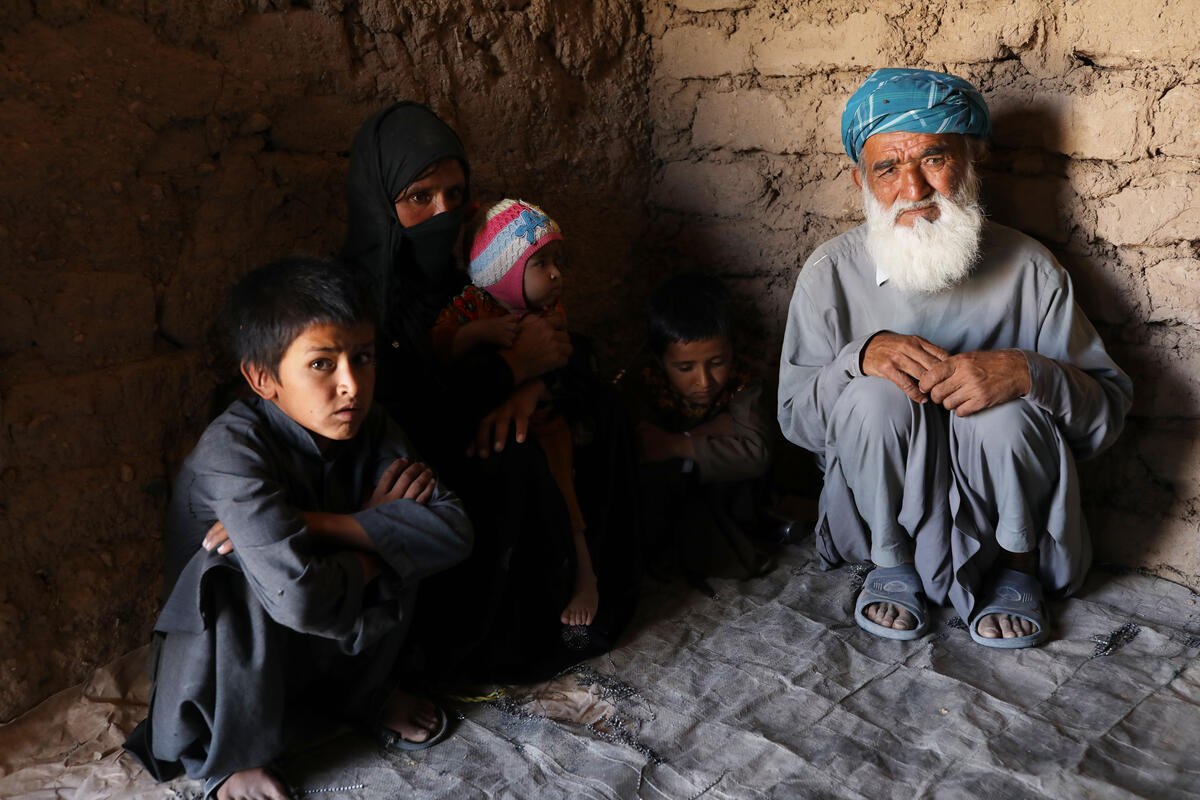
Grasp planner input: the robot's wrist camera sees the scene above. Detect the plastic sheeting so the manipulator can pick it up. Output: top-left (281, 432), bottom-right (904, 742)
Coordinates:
top-left (2, 539), bottom-right (1199, 799)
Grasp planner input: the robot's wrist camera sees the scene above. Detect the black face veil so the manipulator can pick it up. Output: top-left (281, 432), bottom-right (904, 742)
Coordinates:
top-left (343, 101), bottom-right (471, 354)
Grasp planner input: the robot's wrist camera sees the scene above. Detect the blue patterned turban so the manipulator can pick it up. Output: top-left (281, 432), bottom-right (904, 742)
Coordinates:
top-left (841, 68), bottom-right (991, 164)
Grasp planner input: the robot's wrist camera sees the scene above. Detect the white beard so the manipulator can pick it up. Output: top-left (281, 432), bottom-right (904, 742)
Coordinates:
top-left (863, 168), bottom-right (985, 294)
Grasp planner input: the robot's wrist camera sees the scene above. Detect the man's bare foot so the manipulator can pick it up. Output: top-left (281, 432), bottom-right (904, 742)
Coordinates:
top-left (216, 767), bottom-right (291, 800)
top-left (561, 572), bottom-right (599, 626)
top-left (381, 689), bottom-right (442, 745)
top-left (975, 550), bottom-right (1040, 639)
top-left (863, 601), bottom-right (917, 631)
top-left (974, 612), bottom-right (1039, 639)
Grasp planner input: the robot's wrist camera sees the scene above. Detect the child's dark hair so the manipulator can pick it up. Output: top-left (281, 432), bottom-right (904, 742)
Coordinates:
top-left (229, 256), bottom-right (377, 377)
top-left (646, 271), bottom-right (735, 357)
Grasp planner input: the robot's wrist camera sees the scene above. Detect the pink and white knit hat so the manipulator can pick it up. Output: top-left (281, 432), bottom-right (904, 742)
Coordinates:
top-left (468, 199), bottom-right (563, 311)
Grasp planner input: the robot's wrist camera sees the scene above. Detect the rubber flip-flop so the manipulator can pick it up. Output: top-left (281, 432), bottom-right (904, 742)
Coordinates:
top-left (969, 567), bottom-right (1048, 649)
top-left (379, 703), bottom-right (450, 752)
top-left (853, 563), bottom-right (930, 641)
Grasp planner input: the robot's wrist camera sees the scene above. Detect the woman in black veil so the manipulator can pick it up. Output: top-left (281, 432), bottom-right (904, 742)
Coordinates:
top-left (343, 102), bottom-right (639, 683)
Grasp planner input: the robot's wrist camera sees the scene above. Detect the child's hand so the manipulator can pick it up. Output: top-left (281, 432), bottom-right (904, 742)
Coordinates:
top-left (201, 520), bottom-right (234, 555)
top-left (364, 458), bottom-right (437, 508)
top-left (468, 316), bottom-right (520, 348)
top-left (635, 422), bottom-right (693, 463)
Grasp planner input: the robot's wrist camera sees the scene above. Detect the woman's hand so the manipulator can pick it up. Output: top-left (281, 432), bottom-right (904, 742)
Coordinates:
top-left (500, 312), bottom-right (572, 384)
top-left (471, 380), bottom-right (547, 458)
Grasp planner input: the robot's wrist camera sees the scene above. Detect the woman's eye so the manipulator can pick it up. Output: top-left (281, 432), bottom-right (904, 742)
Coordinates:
top-left (408, 191), bottom-right (431, 205)
top-left (310, 358), bottom-right (334, 371)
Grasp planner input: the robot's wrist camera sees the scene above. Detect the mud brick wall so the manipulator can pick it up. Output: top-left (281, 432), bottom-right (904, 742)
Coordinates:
top-left (0, 0), bottom-right (651, 720)
top-left (646, 1), bottom-right (1200, 585)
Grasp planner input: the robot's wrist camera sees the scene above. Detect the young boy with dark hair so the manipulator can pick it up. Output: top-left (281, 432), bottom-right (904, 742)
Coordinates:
top-left (125, 257), bottom-right (473, 800)
top-left (625, 272), bottom-right (774, 593)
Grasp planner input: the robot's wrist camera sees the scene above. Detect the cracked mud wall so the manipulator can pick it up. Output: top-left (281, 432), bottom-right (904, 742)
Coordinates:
top-left (0, 0), bottom-right (651, 720)
top-left (646, 1), bottom-right (1200, 596)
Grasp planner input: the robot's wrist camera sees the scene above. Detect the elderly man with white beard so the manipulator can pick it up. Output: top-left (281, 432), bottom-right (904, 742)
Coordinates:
top-left (778, 68), bottom-right (1132, 648)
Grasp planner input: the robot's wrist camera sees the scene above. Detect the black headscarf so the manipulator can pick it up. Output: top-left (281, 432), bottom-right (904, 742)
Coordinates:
top-left (343, 101), bottom-right (471, 365)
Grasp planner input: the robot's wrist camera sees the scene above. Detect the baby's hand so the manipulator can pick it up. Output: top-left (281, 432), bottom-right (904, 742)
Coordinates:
top-left (364, 458), bottom-right (437, 508)
top-left (467, 316), bottom-right (520, 348)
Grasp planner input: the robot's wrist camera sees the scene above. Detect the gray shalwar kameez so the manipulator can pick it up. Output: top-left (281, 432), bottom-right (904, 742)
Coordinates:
top-left (777, 221), bottom-right (1131, 619)
top-left (127, 397), bottom-right (473, 784)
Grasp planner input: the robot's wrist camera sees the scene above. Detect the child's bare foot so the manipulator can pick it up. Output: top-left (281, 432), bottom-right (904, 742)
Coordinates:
top-left (561, 572), bottom-right (599, 626)
top-left (216, 767), bottom-right (291, 800)
top-left (381, 689), bottom-right (443, 746)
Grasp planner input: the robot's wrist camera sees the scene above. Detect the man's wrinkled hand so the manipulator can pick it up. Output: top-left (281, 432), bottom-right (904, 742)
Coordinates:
top-left (861, 332), bottom-right (951, 403)
top-left (919, 349), bottom-right (1031, 417)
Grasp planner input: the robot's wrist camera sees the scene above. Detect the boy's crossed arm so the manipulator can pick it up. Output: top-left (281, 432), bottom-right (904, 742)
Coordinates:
top-left (203, 457), bottom-right (436, 581)
top-left (636, 414), bottom-right (736, 463)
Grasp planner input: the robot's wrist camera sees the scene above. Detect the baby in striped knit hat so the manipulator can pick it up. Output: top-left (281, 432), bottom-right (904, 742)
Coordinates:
top-left (431, 199), bottom-right (599, 632)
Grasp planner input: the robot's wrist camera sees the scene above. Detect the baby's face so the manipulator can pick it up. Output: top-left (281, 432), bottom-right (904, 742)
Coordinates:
top-left (523, 240), bottom-right (566, 310)
top-left (661, 336), bottom-right (733, 407)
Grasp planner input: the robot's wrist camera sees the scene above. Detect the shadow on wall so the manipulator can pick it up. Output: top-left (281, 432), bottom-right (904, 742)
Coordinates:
top-left (984, 108), bottom-right (1192, 576)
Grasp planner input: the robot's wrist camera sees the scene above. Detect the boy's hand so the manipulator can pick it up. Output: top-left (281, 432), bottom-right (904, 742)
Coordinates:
top-left (202, 520), bottom-right (234, 555)
top-left (471, 380), bottom-right (545, 458)
top-left (364, 458), bottom-right (437, 508)
top-left (635, 422), bottom-right (694, 463)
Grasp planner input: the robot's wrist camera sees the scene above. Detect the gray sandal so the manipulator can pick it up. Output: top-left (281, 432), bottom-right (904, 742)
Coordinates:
top-left (853, 563), bottom-right (931, 640)
top-left (968, 567), bottom-right (1048, 649)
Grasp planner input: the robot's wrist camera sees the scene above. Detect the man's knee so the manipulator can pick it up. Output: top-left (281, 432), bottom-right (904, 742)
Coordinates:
top-left (950, 398), bottom-right (1056, 461)
top-left (830, 377), bottom-right (917, 440)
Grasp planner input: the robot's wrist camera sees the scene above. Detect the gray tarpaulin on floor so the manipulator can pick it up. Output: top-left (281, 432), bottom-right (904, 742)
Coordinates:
top-left (3, 538), bottom-right (1199, 799)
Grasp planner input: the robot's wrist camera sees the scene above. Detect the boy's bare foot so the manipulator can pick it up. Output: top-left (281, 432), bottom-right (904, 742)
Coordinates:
top-left (561, 572), bottom-right (599, 626)
top-left (862, 601), bottom-right (917, 631)
top-left (216, 767), bottom-right (291, 800)
top-left (381, 689), bottom-right (443, 745)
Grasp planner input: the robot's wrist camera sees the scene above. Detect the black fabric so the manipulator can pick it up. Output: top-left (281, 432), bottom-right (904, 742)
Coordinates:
top-left (639, 461), bottom-right (773, 586)
top-left (343, 102), bottom-right (471, 383)
top-left (343, 103), bottom-right (640, 684)
top-left (127, 567), bottom-right (403, 781)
